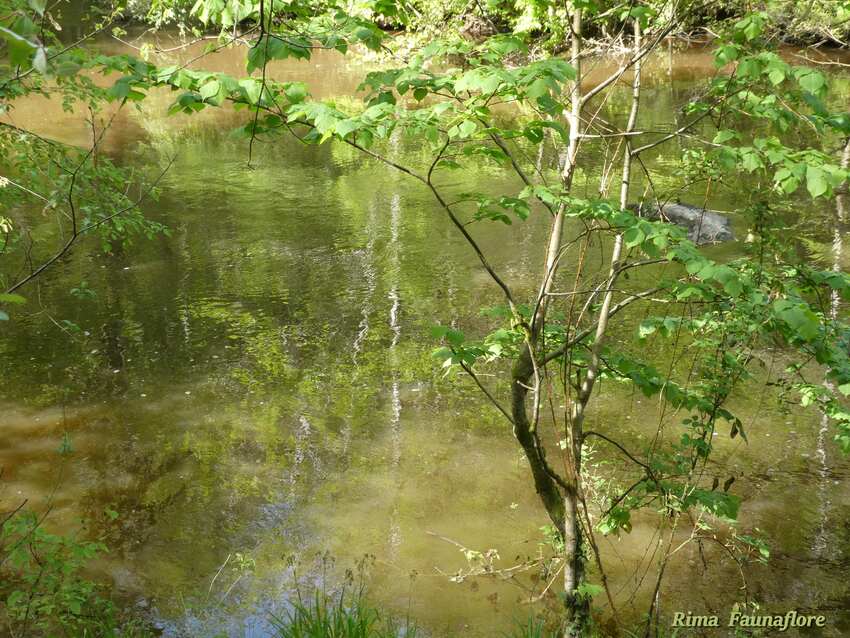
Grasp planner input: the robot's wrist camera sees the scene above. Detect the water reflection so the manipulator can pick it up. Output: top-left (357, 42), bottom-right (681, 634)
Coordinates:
top-left (2, 34), bottom-right (850, 637)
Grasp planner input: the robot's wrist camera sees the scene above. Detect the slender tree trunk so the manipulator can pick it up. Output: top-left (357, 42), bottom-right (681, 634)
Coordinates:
top-left (561, 9), bottom-right (590, 637)
top-left (562, 482), bottom-right (587, 637)
top-left (563, 19), bottom-right (643, 637)
top-left (513, 11), bottom-right (648, 637)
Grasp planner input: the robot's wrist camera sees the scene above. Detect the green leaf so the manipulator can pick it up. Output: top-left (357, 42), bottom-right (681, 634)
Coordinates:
top-left (713, 130), bottom-right (737, 144)
top-left (334, 119), bottom-right (360, 139)
top-left (199, 79), bottom-right (220, 100)
top-left (522, 125), bottom-right (544, 143)
top-left (432, 346), bottom-right (453, 362)
top-left (623, 226), bottom-right (645, 248)
top-left (768, 66), bottom-right (786, 86)
top-left (457, 120), bottom-right (477, 138)
top-left (598, 506), bottom-right (632, 535)
top-left (734, 13), bottom-right (765, 41)
top-left (740, 148), bottom-right (763, 172)
top-left (0, 293), bottom-right (26, 304)
top-left (247, 35), bottom-right (310, 73)
top-left (2, 30), bottom-right (36, 68)
top-left (435, 158), bottom-right (462, 170)
top-left (806, 165), bottom-right (828, 198)
top-left (686, 488), bottom-right (740, 522)
top-left (796, 68), bottom-right (826, 96)
top-left (27, 0), bottom-right (46, 15)
top-left (455, 68), bottom-right (501, 94)
top-left (524, 77), bottom-right (550, 99)
top-left (431, 325), bottom-right (465, 346)
top-left (774, 299), bottom-right (820, 341)
top-left (638, 320), bottom-right (657, 339)
top-left (715, 44), bottom-right (739, 67)
top-left (239, 78), bottom-right (262, 104)
top-left (737, 58), bottom-right (760, 78)
top-left (283, 82), bottom-right (307, 103)
top-left (576, 582), bottom-right (604, 598)
top-left (723, 277), bottom-right (743, 297)
top-left (32, 46), bottom-right (47, 74)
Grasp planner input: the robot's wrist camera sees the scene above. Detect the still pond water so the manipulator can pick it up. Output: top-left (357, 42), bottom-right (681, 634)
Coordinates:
top-left (2, 31), bottom-right (850, 637)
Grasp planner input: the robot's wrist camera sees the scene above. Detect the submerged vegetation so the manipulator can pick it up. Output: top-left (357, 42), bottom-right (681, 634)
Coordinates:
top-left (2, 0), bottom-right (850, 636)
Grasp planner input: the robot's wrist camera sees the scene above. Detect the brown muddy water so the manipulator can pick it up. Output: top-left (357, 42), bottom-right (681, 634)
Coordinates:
top-left (2, 29), bottom-right (850, 638)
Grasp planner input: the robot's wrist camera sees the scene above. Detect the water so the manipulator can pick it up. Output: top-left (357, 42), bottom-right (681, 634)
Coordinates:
top-left (2, 31), bottom-right (850, 636)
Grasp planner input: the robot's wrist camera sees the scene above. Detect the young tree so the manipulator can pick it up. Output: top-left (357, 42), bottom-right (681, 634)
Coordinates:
top-left (41, 0), bottom-right (850, 634)
top-left (0, 0), bottom-right (166, 317)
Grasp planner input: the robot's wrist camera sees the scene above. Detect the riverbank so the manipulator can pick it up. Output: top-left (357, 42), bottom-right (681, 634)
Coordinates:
top-left (114, 0), bottom-right (850, 52)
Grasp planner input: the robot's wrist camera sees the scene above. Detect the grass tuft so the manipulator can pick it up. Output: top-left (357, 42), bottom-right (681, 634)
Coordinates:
top-left (269, 588), bottom-right (417, 638)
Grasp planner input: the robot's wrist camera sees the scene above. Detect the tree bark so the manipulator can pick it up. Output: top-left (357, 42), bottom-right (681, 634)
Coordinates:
top-left (511, 346), bottom-right (565, 536)
top-left (561, 9), bottom-right (591, 637)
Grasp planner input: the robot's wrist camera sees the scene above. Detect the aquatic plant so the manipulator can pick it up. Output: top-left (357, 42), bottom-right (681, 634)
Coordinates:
top-left (269, 588), bottom-right (418, 638)
top-left (0, 506), bottom-right (154, 638)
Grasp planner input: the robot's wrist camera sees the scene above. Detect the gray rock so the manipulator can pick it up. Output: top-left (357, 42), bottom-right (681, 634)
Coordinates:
top-left (633, 202), bottom-right (734, 245)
